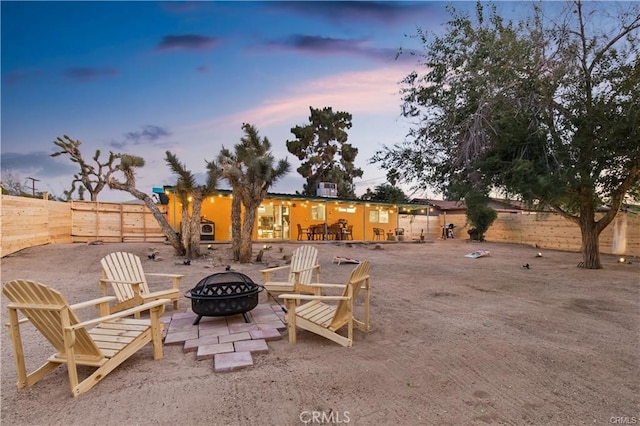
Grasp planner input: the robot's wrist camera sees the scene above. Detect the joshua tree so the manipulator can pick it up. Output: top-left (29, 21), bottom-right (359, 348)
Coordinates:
top-left (218, 123), bottom-right (290, 263)
top-left (108, 154), bottom-right (184, 255)
top-left (165, 151), bottom-right (220, 259)
top-left (51, 135), bottom-right (121, 201)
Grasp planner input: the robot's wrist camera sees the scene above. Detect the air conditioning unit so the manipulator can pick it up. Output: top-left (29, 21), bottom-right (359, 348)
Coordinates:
top-left (317, 182), bottom-right (337, 198)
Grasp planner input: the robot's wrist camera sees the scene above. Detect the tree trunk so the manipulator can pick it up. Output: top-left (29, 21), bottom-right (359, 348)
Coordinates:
top-left (239, 204), bottom-right (257, 263)
top-left (578, 214), bottom-right (602, 269)
top-left (187, 198), bottom-right (203, 258)
top-left (180, 202), bottom-right (190, 254)
top-left (231, 195), bottom-right (242, 262)
top-left (108, 179), bottom-right (185, 255)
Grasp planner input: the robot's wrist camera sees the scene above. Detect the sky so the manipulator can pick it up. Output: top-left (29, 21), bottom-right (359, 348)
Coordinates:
top-left (1, 1), bottom-right (525, 202)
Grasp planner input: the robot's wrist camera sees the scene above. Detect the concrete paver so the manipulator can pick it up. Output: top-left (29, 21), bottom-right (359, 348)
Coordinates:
top-left (197, 342), bottom-right (235, 361)
top-left (249, 328), bottom-right (282, 341)
top-left (184, 334), bottom-right (220, 353)
top-left (234, 339), bottom-right (269, 354)
top-left (163, 303), bottom-right (286, 372)
top-left (218, 331), bottom-right (252, 344)
top-left (164, 328), bottom-right (199, 345)
top-left (214, 351), bottom-right (254, 372)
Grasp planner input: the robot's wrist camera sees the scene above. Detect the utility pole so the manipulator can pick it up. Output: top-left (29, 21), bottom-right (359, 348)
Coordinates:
top-left (26, 177), bottom-right (40, 196)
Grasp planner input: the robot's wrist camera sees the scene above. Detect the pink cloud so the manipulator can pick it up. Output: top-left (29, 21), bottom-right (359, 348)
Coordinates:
top-left (190, 64), bottom-right (413, 131)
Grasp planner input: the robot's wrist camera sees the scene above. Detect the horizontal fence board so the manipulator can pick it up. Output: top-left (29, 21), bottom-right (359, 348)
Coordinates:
top-left (2, 195), bottom-right (638, 258)
top-left (1, 195), bottom-right (72, 257)
top-left (1, 196), bottom-right (165, 256)
top-left (485, 211), bottom-right (639, 256)
top-left (70, 200), bottom-right (166, 244)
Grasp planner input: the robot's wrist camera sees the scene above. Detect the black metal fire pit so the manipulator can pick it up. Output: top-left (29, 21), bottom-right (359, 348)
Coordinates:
top-left (185, 272), bottom-right (262, 325)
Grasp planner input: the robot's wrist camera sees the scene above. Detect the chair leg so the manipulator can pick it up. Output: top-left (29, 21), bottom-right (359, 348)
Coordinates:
top-left (284, 300), bottom-right (297, 344)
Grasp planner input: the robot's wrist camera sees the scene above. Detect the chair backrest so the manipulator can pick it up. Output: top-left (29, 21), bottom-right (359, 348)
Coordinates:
top-left (330, 260), bottom-right (370, 329)
top-left (289, 245), bottom-right (318, 284)
top-left (100, 252), bottom-right (150, 302)
top-left (3, 280), bottom-right (102, 357)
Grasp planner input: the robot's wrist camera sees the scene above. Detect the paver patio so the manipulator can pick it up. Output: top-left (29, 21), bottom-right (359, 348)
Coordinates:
top-left (162, 303), bottom-right (286, 371)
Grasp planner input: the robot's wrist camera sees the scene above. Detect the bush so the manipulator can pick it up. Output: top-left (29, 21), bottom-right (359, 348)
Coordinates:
top-left (465, 192), bottom-right (498, 241)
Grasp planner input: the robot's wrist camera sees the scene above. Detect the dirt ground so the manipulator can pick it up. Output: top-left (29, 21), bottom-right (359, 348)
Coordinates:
top-left (1, 239), bottom-right (638, 426)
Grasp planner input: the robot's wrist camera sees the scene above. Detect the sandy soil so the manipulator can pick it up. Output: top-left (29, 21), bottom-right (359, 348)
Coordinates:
top-left (1, 239), bottom-right (638, 426)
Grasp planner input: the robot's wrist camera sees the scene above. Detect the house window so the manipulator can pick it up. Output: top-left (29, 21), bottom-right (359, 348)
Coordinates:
top-left (379, 209), bottom-right (389, 223)
top-left (311, 205), bottom-right (326, 220)
top-left (369, 209), bottom-right (390, 224)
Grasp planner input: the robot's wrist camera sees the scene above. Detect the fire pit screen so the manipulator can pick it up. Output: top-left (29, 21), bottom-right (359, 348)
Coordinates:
top-left (185, 272), bottom-right (262, 325)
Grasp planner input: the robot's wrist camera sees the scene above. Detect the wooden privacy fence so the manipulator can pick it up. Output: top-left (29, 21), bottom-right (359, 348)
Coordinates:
top-left (1, 194), bottom-right (638, 258)
top-left (1, 196), bottom-right (166, 257)
top-left (399, 210), bottom-right (638, 257)
top-left (485, 211), bottom-right (639, 257)
top-left (71, 201), bottom-right (166, 243)
top-left (1, 195), bottom-right (72, 257)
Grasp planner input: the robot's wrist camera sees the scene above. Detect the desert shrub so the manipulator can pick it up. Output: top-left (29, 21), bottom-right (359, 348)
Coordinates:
top-left (465, 192), bottom-right (497, 241)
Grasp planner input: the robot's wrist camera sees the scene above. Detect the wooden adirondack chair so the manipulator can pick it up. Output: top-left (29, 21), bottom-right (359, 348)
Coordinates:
top-left (260, 245), bottom-right (320, 301)
top-left (100, 252), bottom-right (182, 317)
top-left (279, 259), bottom-right (371, 347)
top-left (2, 279), bottom-right (166, 397)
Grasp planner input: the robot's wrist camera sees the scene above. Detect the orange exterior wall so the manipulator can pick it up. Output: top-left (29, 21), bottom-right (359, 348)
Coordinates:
top-left (164, 192), bottom-right (401, 242)
top-left (165, 193), bottom-right (234, 241)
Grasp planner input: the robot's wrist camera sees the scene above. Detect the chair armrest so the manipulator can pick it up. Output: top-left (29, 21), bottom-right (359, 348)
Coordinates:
top-left (99, 278), bottom-right (144, 285)
top-left (261, 264), bottom-right (291, 282)
top-left (69, 299), bottom-right (169, 331)
top-left (70, 296), bottom-right (116, 317)
top-left (5, 303), bottom-right (69, 326)
top-left (304, 283), bottom-right (347, 289)
top-left (70, 296), bottom-right (116, 310)
top-left (145, 273), bottom-right (184, 279)
top-left (279, 294), bottom-right (348, 301)
top-left (291, 264), bottom-right (320, 274)
top-left (145, 273), bottom-right (182, 289)
top-left (260, 265), bottom-right (290, 274)
top-left (99, 279), bottom-right (144, 298)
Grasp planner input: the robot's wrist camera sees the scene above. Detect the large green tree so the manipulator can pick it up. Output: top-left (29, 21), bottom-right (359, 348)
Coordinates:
top-left (165, 151), bottom-right (220, 259)
top-left (372, 1), bottom-right (640, 269)
top-left (287, 106), bottom-right (363, 197)
top-left (218, 124), bottom-right (290, 263)
top-left (360, 183), bottom-right (409, 204)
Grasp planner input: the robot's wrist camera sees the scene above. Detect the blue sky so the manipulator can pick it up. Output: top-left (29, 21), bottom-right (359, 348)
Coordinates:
top-left (1, 1), bottom-right (524, 201)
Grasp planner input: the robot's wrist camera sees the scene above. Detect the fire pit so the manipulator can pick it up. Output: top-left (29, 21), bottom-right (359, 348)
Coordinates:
top-left (185, 272), bottom-right (262, 325)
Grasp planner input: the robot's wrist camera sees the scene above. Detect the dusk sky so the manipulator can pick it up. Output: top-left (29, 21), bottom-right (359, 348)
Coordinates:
top-left (2, 1), bottom-right (527, 201)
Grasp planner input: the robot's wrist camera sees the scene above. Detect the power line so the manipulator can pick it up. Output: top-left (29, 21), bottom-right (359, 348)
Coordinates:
top-left (355, 176), bottom-right (387, 185)
top-left (26, 177), bottom-right (40, 196)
